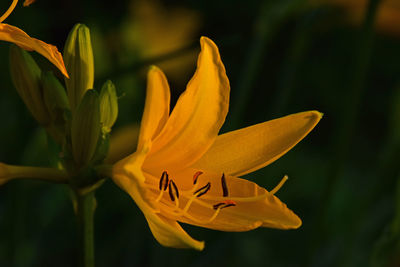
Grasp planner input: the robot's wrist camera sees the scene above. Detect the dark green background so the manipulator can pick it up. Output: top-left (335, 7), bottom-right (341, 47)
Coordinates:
top-left (0, 0), bottom-right (399, 266)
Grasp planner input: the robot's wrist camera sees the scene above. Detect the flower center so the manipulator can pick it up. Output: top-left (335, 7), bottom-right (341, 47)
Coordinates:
top-left (154, 170), bottom-right (236, 224)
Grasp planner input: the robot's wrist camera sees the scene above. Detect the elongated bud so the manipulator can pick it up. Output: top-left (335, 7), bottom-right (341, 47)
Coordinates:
top-left (63, 23), bottom-right (94, 112)
top-left (9, 45), bottom-right (50, 125)
top-left (99, 80), bottom-right (118, 134)
top-left (71, 90), bottom-right (100, 167)
top-left (41, 71), bottom-right (70, 143)
top-left (42, 71), bottom-right (70, 122)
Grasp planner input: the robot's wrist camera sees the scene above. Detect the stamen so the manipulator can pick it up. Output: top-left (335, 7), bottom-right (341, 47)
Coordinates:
top-left (206, 200), bottom-right (237, 223)
top-left (194, 182), bottom-right (211, 198)
top-left (213, 200), bottom-right (237, 210)
top-left (221, 173), bottom-right (228, 197)
top-left (155, 189), bottom-right (164, 202)
top-left (193, 171), bottom-right (203, 185)
top-left (159, 171), bottom-right (169, 191)
top-left (222, 201), bottom-right (236, 209)
top-left (181, 182), bottom-right (210, 213)
top-left (212, 202), bottom-right (225, 210)
top-left (168, 180), bottom-right (179, 201)
top-left (0, 0), bottom-right (18, 23)
top-left (270, 175), bottom-right (288, 195)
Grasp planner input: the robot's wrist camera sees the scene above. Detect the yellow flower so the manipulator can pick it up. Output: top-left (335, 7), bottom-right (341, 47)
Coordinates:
top-left (0, 0), bottom-right (68, 77)
top-left (112, 37), bottom-right (322, 250)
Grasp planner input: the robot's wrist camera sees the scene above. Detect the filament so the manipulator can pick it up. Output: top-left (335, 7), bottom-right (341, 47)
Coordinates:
top-left (154, 170), bottom-right (236, 225)
top-left (270, 175), bottom-right (288, 195)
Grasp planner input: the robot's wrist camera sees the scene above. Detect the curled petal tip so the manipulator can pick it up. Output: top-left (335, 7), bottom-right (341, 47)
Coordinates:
top-left (148, 65), bottom-right (163, 75)
top-left (199, 36), bottom-right (217, 49)
top-left (313, 110), bottom-right (324, 119)
top-left (149, 65), bottom-right (160, 71)
top-left (197, 241), bottom-right (205, 251)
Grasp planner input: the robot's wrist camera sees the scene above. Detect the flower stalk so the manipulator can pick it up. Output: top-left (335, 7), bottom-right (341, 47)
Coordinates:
top-left (76, 190), bottom-right (96, 267)
top-left (0, 163), bottom-right (68, 184)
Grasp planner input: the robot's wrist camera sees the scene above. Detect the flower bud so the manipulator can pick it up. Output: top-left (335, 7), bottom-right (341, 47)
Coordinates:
top-left (71, 90), bottom-right (100, 167)
top-left (99, 80), bottom-right (118, 134)
top-left (41, 71), bottom-right (70, 143)
top-left (9, 45), bottom-right (50, 125)
top-left (63, 23), bottom-right (94, 112)
top-left (42, 71), bottom-right (70, 121)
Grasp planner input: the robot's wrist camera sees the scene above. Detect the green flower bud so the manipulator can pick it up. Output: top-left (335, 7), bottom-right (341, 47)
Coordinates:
top-left (71, 90), bottom-right (100, 167)
top-left (41, 71), bottom-right (70, 143)
top-left (9, 45), bottom-right (50, 125)
top-left (42, 71), bottom-right (70, 122)
top-left (63, 23), bottom-right (94, 112)
top-left (99, 80), bottom-right (118, 134)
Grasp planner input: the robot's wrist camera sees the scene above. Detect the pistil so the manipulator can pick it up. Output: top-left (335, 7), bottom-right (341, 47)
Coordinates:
top-left (270, 175), bottom-right (288, 195)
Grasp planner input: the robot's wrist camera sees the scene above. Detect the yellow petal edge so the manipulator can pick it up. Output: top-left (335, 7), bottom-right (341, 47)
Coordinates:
top-left (0, 24), bottom-right (69, 77)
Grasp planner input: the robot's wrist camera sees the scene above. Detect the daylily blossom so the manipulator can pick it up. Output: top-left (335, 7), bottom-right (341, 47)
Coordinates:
top-left (112, 37), bottom-right (322, 250)
top-left (0, 0), bottom-right (68, 77)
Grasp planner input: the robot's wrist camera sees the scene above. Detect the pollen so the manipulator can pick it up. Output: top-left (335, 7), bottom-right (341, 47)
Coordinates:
top-left (155, 171), bottom-right (237, 225)
top-left (192, 171), bottom-right (203, 185)
top-left (194, 182), bottom-right (211, 198)
top-left (168, 179), bottom-right (179, 201)
top-left (213, 200), bottom-right (237, 210)
top-left (221, 173), bottom-right (228, 197)
top-left (156, 171), bottom-right (169, 202)
top-left (159, 171), bottom-right (169, 191)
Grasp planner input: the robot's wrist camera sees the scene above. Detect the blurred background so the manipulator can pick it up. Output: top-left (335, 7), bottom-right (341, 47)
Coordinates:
top-left (0, 0), bottom-right (399, 266)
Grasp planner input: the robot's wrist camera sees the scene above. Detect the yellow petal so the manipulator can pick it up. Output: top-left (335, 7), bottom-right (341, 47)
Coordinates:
top-left (113, 147), bottom-right (204, 250)
top-left (137, 66), bottom-right (170, 151)
top-left (0, 23), bottom-right (69, 77)
top-left (146, 213), bottom-right (204, 250)
top-left (113, 139), bottom-right (150, 184)
top-left (193, 111), bottom-right (322, 177)
top-left (144, 37), bottom-right (230, 173)
top-left (152, 169), bottom-right (301, 231)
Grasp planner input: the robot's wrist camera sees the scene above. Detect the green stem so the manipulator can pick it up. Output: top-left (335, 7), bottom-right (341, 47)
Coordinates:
top-left (76, 191), bottom-right (96, 267)
top-left (0, 163), bottom-right (69, 183)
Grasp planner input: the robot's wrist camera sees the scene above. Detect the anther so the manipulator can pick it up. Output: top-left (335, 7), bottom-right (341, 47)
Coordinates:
top-left (222, 200), bottom-right (236, 209)
top-left (168, 180), bottom-right (179, 201)
top-left (194, 182), bottom-right (211, 198)
top-left (193, 171), bottom-right (203, 185)
top-left (213, 200), bottom-right (237, 210)
top-left (159, 171), bottom-right (169, 191)
top-left (221, 173), bottom-right (228, 197)
top-left (270, 175), bottom-right (288, 195)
